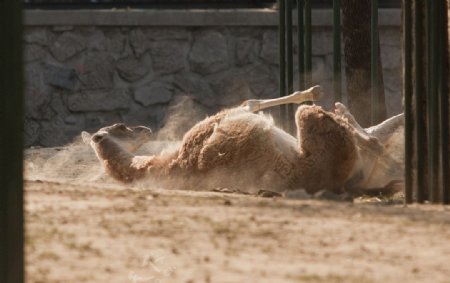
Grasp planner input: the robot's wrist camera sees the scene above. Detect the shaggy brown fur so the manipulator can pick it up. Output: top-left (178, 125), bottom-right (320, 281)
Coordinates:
top-left (292, 106), bottom-right (358, 193)
top-left (87, 105), bottom-right (361, 193)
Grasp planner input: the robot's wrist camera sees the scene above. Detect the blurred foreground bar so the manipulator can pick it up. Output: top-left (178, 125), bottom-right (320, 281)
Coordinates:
top-left (0, 0), bottom-right (24, 282)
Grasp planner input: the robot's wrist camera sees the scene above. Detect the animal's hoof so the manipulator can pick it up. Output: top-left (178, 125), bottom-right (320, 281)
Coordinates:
top-left (309, 85), bottom-right (323, 101)
top-left (242, 99), bottom-right (260, 113)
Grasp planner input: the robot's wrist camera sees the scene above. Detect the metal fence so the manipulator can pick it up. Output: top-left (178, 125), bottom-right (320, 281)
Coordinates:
top-left (278, 0), bottom-right (449, 204)
top-left (403, 0), bottom-right (449, 204)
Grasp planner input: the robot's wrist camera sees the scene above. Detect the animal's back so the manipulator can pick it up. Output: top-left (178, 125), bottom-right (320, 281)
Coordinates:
top-left (169, 107), bottom-right (299, 190)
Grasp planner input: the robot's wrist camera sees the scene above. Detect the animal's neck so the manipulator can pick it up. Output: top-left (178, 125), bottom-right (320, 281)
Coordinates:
top-left (95, 138), bottom-right (147, 182)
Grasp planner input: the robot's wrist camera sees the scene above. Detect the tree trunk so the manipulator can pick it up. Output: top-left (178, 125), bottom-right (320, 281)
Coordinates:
top-left (342, 0), bottom-right (386, 127)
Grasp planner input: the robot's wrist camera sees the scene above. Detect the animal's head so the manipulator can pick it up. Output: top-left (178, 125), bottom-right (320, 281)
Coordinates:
top-left (81, 123), bottom-right (153, 153)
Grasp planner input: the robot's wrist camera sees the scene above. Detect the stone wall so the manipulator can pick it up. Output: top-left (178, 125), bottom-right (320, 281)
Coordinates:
top-left (23, 9), bottom-right (402, 147)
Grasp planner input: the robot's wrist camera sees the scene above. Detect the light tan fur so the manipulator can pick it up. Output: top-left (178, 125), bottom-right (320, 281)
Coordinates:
top-left (83, 86), bottom-right (404, 194)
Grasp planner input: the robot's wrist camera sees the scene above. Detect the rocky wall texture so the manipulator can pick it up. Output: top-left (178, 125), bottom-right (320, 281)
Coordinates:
top-left (23, 25), bottom-right (402, 147)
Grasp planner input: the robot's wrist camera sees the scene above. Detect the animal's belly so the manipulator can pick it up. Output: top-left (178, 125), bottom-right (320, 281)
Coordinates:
top-left (270, 126), bottom-right (298, 159)
top-left (258, 127), bottom-right (300, 189)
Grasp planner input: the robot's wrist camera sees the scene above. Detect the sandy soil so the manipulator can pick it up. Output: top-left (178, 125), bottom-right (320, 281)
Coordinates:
top-left (25, 143), bottom-right (450, 283)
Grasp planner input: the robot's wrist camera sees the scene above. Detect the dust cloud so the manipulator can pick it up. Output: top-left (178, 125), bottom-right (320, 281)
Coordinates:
top-left (24, 95), bottom-right (260, 192)
top-left (25, 86), bottom-right (298, 193)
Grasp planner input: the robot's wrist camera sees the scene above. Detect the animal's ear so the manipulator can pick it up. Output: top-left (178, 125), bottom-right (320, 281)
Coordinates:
top-left (81, 131), bottom-right (92, 145)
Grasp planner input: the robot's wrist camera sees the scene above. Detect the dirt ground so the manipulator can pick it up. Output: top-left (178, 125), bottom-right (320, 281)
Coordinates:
top-left (25, 143), bottom-right (450, 283)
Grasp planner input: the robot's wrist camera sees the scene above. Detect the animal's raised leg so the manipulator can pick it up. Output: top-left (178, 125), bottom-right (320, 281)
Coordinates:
top-left (334, 102), bottom-right (384, 155)
top-left (242, 85), bottom-right (323, 113)
top-left (334, 102), bottom-right (367, 135)
top-left (365, 113), bottom-right (404, 143)
top-left (335, 102), bottom-right (404, 143)
top-left (334, 103), bottom-right (404, 192)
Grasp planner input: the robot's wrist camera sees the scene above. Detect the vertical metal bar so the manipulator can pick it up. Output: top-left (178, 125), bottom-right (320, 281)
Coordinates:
top-left (404, 0), bottom-right (414, 204)
top-left (333, 0), bottom-right (342, 102)
top-left (297, 0), bottom-right (305, 91)
top-left (414, 0), bottom-right (426, 203)
top-left (428, 0), bottom-right (440, 203)
top-left (279, 0), bottom-right (287, 128)
top-left (438, 0), bottom-right (449, 204)
top-left (371, 0), bottom-right (379, 124)
top-left (286, 0), bottom-right (294, 133)
top-left (304, 0), bottom-right (312, 87)
top-left (0, 0), bottom-right (24, 282)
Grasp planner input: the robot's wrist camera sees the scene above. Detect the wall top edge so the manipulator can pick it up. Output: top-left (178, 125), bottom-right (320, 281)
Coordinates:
top-left (24, 8), bottom-right (401, 27)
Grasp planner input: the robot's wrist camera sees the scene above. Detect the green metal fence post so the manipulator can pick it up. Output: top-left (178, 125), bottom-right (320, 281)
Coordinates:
top-left (404, 0), bottom-right (413, 204)
top-left (414, 0), bottom-right (426, 203)
top-left (333, 0), bottom-right (342, 102)
top-left (304, 0), bottom-right (312, 87)
top-left (371, 0), bottom-right (379, 124)
top-left (286, 0), bottom-right (294, 133)
top-left (438, 0), bottom-right (449, 204)
top-left (0, 0), bottom-right (24, 282)
top-left (279, 0), bottom-right (287, 128)
top-left (427, 0), bottom-right (441, 203)
top-left (297, 0), bottom-right (305, 91)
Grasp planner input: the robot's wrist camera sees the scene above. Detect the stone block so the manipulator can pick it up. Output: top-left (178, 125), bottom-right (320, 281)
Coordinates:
top-left (24, 28), bottom-right (53, 46)
top-left (85, 29), bottom-right (107, 52)
top-left (105, 29), bottom-right (127, 55)
top-left (145, 27), bottom-right (190, 40)
top-left (149, 40), bottom-right (188, 75)
top-left (207, 68), bottom-right (253, 106)
top-left (24, 62), bottom-right (44, 89)
top-left (189, 31), bottom-right (229, 75)
top-left (129, 29), bottom-right (151, 57)
top-left (44, 63), bottom-right (77, 90)
top-left (85, 111), bottom-right (122, 132)
top-left (260, 30), bottom-right (278, 65)
top-left (235, 36), bottom-right (261, 66)
top-left (53, 26), bottom-right (74, 32)
top-left (121, 102), bottom-right (167, 130)
top-left (24, 85), bottom-right (53, 120)
top-left (50, 92), bottom-right (70, 118)
top-left (68, 88), bottom-right (131, 112)
top-left (78, 52), bottom-right (114, 90)
top-left (173, 72), bottom-right (216, 107)
top-left (241, 63), bottom-right (277, 98)
top-left (39, 115), bottom-right (85, 147)
top-left (230, 27), bottom-right (263, 38)
top-left (24, 119), bottom-right (41, 147)
top-left (116, 56), bottom-right (150, 82)
top-left (63, 115), bottom-right (79, 125)
top-left (134, 81), bottom-right (174, 106)
top-left (50, 32), bottom-right (86, 62)
top-left (24, 44), bottom-right (47, 63)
